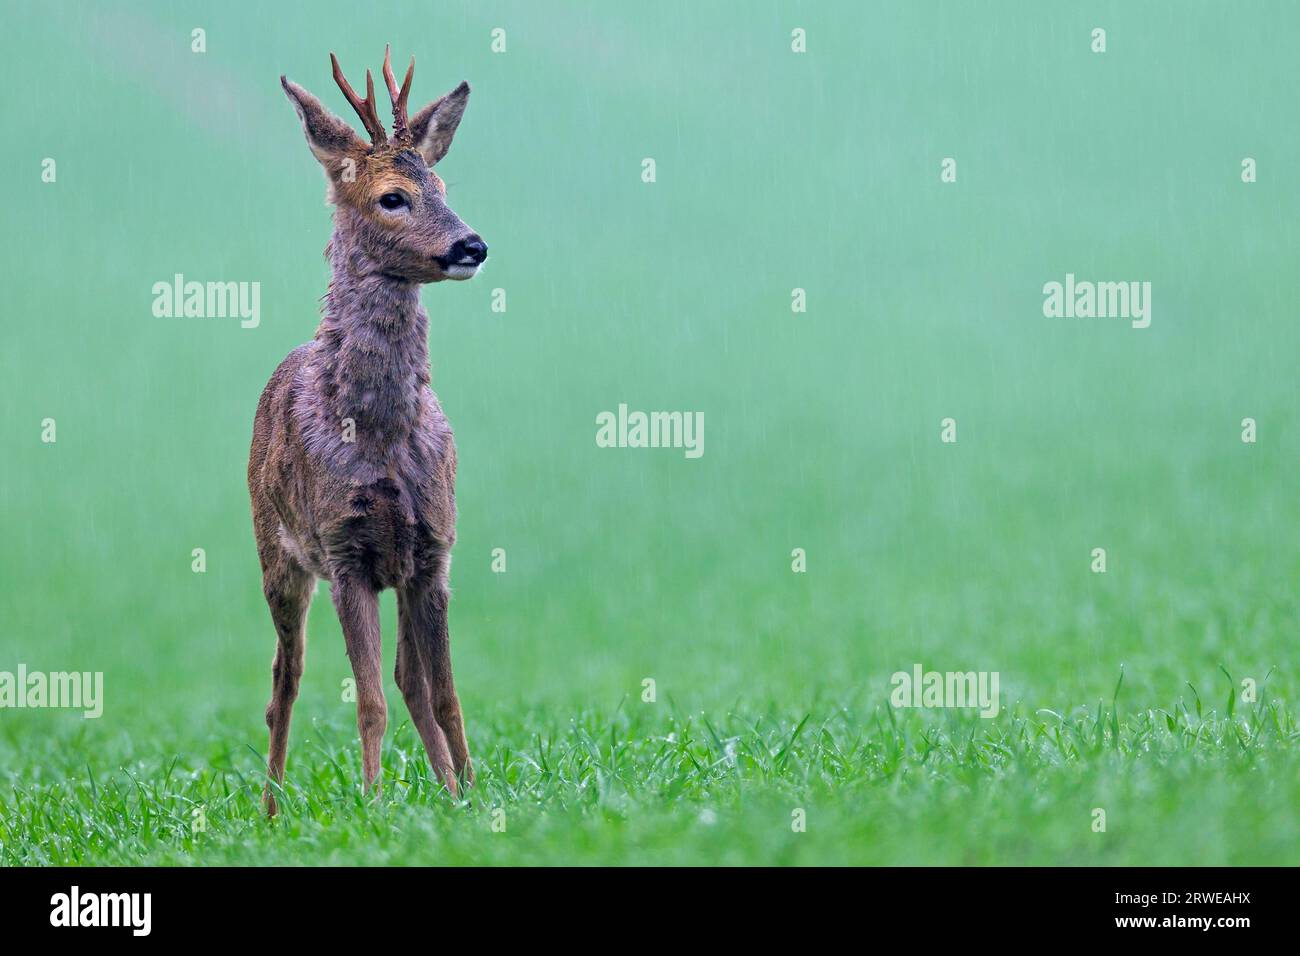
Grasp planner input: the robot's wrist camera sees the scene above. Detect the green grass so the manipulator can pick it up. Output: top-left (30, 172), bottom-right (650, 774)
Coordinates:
top-left (3, 687), bottom-right (1298, 865)
top-left (3, 1), bottom-right (1300, 865)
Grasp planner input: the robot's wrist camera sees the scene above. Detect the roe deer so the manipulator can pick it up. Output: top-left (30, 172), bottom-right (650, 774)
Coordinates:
top-left (249, 47), bottom-right (486, 815)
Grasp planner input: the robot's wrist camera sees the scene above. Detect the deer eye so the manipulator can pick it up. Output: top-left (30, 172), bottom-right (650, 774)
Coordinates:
top-left (378, 192), bottom-right (408, 211)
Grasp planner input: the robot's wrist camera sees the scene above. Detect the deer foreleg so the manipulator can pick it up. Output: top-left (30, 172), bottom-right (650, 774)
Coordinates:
top-left (331, 577), bottom-right (386, 793)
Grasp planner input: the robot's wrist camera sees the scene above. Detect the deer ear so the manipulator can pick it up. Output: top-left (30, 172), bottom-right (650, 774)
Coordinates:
top-left (281, 76), bottom-right (366, 169)
top-left (409, 81), bottom-right (470, 166)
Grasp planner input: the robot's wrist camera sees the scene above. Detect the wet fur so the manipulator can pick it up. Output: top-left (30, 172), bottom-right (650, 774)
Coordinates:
top-left (252, 59), bottom-right (479, 815)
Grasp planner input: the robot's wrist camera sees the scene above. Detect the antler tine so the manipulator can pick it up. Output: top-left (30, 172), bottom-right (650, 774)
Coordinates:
top-left (382, 44), bottom-right (416, 144)
top-left (330, 52), bottom-right (387, 146)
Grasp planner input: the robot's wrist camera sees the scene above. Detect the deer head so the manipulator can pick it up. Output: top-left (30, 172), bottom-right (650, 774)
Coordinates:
top-left (281, 46), bottom-right (487, 282)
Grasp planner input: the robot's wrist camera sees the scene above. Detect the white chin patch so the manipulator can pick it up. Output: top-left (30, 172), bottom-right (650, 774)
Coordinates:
top-left (443, 263), bottom-right (479, 280)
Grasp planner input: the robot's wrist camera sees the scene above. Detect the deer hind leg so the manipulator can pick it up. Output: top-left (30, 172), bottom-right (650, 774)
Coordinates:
top-left (397, 576), bottom-right (471, 794)
top-left (262, 557), bottom-right (314, 818)
top-left (330, 577), bottom-right (386, 794)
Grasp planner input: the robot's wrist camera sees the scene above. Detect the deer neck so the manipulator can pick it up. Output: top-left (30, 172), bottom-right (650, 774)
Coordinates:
top-left (312, 230), bottom-right (431, 459)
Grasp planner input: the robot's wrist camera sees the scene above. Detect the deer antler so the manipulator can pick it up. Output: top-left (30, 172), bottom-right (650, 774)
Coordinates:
top-left (330, 52), bottom-right (387, 146)
top-left (382, 44), bottom-right (416, 144)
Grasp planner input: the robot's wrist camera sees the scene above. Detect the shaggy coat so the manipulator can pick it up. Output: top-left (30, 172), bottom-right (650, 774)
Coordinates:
top-left (249, 50), bottom-right (485, 814)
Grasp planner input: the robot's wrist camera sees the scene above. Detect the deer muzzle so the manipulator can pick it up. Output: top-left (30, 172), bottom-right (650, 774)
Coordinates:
top-left (436, 233), bottom-right (488, 279)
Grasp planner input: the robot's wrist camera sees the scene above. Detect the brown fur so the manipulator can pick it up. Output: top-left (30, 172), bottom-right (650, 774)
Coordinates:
top-left (252, 52), bottom-right (485, 815)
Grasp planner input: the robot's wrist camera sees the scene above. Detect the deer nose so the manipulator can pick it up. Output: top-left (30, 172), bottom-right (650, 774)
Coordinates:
top-left (450, 235), bottom-right (488, 265)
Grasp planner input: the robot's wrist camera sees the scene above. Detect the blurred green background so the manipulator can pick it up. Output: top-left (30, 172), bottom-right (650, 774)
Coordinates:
top-left (1, 1), bottom-right (1297, 865)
